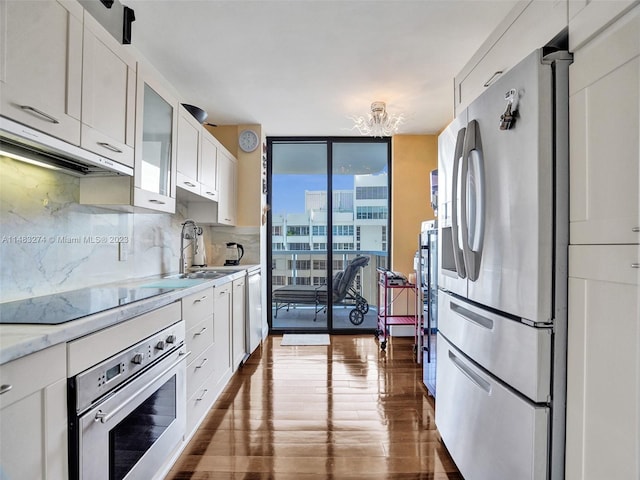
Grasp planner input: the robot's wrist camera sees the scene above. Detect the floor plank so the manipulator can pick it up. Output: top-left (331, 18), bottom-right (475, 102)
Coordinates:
top-left (166, 335), bottom-right (462, 479)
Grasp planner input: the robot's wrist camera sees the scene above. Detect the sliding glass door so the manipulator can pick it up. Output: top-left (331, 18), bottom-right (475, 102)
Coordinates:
top-left (268, 137), bottom-right (390, 333)
top-left (270, 141), bottom-right (329, 331)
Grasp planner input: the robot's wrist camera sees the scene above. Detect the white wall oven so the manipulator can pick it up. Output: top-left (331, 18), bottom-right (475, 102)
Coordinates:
top-left (68, 321), bottom-right (187, 480)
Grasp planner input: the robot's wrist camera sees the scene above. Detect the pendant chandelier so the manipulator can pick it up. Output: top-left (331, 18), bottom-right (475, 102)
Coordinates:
top-left (350, 101), bottom-right (403, 137)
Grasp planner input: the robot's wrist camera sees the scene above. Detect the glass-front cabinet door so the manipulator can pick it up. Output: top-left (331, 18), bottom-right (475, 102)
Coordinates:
top-left (133, 65), bottom-right (177, 213)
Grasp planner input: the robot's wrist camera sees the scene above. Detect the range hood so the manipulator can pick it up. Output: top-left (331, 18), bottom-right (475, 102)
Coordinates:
top-left (0, 117), bottom-right (133, 177)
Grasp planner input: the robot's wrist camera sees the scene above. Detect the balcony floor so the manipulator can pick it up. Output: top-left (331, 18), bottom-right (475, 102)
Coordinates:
top-left (271, 305), bottom-right (379, 331)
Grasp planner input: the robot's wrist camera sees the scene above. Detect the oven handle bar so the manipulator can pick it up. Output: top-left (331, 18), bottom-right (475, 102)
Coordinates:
top-left (94, 349), bottom-right (190, 424)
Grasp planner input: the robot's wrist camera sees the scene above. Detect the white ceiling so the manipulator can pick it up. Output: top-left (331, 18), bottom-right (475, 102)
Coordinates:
top-left (125, 0), bottom-right (518, 137)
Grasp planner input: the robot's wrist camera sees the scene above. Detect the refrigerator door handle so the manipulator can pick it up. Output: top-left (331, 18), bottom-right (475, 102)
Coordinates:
top-left (451, 127), bottom-right (467, 279)
top-left (460, 119), bottom-right (485, 282)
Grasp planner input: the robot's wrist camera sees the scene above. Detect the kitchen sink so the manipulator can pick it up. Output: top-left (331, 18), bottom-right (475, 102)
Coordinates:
top-left (172, 270), bottom-right (237, 280)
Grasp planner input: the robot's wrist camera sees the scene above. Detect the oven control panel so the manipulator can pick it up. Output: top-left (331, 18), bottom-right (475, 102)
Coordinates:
top-left (73, 321), bottom-right (185, 414)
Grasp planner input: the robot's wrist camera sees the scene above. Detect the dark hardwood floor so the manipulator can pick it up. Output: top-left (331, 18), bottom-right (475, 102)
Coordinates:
top-left (167, 334), bottom-right (462, 479)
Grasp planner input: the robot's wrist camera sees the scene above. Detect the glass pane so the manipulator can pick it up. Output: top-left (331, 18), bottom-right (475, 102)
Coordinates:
top-left (141, 84), bottom-right (172, 195)
top-left (109, 376), bottom-right (176, 480)
top-left (271, 142), bottom-right (328, 330)
top-left (332, 142), bottom-right (388, 330)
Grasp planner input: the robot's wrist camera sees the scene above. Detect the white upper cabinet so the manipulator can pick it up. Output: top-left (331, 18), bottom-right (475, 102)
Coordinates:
top-left (176, 108), bottom-right (218, 202)
top-left (569, 6), bottom-right (639, 244)
top-left (133, 66), bottom-right (178, 213)
top-left (0, 0), bottom-right (82, 144)
top-left (199, 132), bottom-right (219, 202)
top-left (176, 106), bottom-right (203, 196)
top-left (80, 12), bottom-right (136, 168)
top-left (217, 150), bottom-right (237, 226)
top-left (79, 64), bottom-right (178, 213)
top-left (454, 1), bottom-right (567, 115)
top-left (568, 0), bottom-right (639, 50)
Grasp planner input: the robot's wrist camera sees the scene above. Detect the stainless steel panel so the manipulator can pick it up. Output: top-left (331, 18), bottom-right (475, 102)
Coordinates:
top-left (79, 348), bottom-right (186, 480)
top-left (438, 111), bottom-right (468, 297)
top-left (466, 50), bottom-right (554, 324)
top-left (436, 335), bottom-right (549, 480)
top-left (439, 291), bottom-right (551, 402)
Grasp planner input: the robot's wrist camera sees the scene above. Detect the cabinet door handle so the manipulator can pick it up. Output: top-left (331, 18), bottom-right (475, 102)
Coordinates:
top-left (97, 142), bottom-right (123, 153)
top-left (194, 327), bottom-right (207, 336)
top-left (195, 358), bottom-right (208, 369)
top-left (20, 105), bottom-right (60, 124)
top-left (632, 263), bottom-right (639, 269)
top-left (149, 199), bottom-right (166, 205)
top-left (196, 388), bottom-right (209, 401)
top-left (184, 181), bottom-right (197, 188)
top-left (0, 384), bottom-right (12, 395)
top-left (483, 71), bottom-right (503, 88)
top-left (633, 227), bottom-right (639, 233)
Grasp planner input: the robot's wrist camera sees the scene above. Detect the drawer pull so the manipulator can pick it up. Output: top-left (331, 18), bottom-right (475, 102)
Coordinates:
top-left (183, 181), bottom-right (197, 188)
top-left (632, 263), bottom-right (639, 269)
top-left (0, 384), bottom-right (12, 395)
top-left (20, 105), bottom-right (60, 124)
top-left (483, 71), bottom-right (503, 87)
top-left (97, 142), bottom-right (123, 153)
top-left (194, 327), bottom-right (207, 336)
top-left (196, 388), bottom-right (209, 401)
top-left (633, 227), bottom-right (640, 233)
top-left (450, 302), bottom-right (494, 330)
top-left (204, 191), bottom-right (215, 196)
top-left (448, 350), bottom-right (492, 394)
top-left (195, 358), bottom-right (208, 369)
top-left (148, 199), bottom-right (166, 205)
top-left (194, 295), bottom-right (208, 303)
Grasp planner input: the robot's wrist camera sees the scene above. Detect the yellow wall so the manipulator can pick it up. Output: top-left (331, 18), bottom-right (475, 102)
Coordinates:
top-left (391, 135), bottom-right (437, 277)
top-left (205, 124), bottom-right (263, 227)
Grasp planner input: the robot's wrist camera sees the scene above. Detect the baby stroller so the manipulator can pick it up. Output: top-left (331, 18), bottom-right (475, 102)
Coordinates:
top-left (272, 255), bottom-right (370, 325)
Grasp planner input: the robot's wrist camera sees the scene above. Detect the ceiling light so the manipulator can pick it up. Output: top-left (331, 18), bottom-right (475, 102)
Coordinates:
top-left (350, 101), bottom-right (403, 137)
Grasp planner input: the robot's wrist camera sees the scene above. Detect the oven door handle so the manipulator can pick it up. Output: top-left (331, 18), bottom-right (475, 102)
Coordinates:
top-left (94, 349), bottom-right (190, 424)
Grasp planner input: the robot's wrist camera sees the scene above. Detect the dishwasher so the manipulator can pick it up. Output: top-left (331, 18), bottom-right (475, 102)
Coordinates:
top-left (245, 265), bottom-right (262, 357)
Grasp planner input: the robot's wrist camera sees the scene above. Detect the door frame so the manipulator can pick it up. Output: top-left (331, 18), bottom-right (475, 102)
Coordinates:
top-left (266, 136), bottom-right (392, 334)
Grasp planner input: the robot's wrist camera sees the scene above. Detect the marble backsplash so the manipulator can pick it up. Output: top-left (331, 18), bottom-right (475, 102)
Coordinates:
top-left (0, 157), bottom-right (259, 302)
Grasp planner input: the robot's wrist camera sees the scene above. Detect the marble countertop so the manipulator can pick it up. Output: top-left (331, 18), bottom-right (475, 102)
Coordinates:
top-left (0, 268), bottom-right (251, 365)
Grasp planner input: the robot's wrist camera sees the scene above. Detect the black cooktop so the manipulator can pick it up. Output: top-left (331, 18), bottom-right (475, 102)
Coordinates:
top-left (0, 287), bottom-right (174, 325)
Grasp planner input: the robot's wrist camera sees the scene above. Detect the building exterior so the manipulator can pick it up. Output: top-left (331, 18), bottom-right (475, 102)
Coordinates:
top-left (271, 174), bottom-right (388, 301)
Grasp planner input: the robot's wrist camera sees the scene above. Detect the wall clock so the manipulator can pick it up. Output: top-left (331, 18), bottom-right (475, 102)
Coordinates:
top-left (238, 129), bottom-right (259, 153)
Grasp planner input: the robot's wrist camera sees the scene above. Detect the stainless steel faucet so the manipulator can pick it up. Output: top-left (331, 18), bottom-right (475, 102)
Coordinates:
top-left (179, 219), bottom-right (198, 274)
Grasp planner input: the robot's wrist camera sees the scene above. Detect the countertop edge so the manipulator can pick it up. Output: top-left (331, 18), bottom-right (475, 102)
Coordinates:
top-left (0, 269), bottom-right (250, 365)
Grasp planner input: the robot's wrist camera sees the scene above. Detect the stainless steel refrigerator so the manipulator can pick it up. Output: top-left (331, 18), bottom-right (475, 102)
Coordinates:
top-left (436, 48), bottom-right (571, 480)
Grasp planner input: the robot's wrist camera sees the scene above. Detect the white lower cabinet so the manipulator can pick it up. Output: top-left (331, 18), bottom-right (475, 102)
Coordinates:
top-left (212, 282), bottom-right (233, 392)
top-left (0, 343), bottom-right (67, 480)
top-left (183, 282), bottom-right (233, 438)
top-left (566, 245), bottom-right (639, 480)
top-left (232, 276), bottom-right (247, 370)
